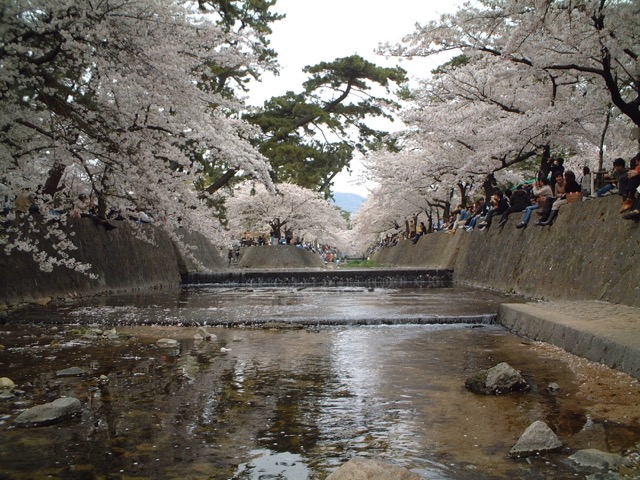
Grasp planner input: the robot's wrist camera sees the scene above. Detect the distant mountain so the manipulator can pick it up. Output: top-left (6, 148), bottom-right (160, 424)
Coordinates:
top-left (333, 191), bottom-right (366, 214)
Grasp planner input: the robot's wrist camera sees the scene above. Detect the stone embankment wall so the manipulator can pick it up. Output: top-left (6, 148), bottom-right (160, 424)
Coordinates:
top-left (372, 196), bottom-right (639, 308)
top-left (237, 245), bottom-right (324, 269)
top-left (0, 218), bottom-right (223, 305)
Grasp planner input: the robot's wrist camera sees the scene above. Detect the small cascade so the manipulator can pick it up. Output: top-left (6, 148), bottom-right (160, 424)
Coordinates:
top-left (160, 314), bottom-right (497, 328)
top-left (183, 268), bottom-right (453, 289)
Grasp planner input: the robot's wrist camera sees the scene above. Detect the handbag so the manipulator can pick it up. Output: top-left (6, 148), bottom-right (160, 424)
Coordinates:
top-left (567, 192), bottom-right (583, 204)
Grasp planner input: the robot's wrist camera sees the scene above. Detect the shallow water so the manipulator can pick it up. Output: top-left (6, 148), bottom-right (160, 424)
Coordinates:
top-left (1, 286), bottom-right (639, 479)
top-left (7, 285), bottom-right (509, 326)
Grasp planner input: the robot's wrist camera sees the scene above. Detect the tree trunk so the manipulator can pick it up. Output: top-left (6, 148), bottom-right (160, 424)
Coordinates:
top-left (206, 168), bottom-right (237, 194)
top-left (42, 162), bottom-right (66, 197)
top-left (539, 145), bottom-right (551, 180)
top-left (482, 174), bottom-right (497, 201)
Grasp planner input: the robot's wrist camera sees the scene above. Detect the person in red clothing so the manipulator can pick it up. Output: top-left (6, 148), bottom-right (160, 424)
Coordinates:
top-left (619, 154), bottom-right (640, 213)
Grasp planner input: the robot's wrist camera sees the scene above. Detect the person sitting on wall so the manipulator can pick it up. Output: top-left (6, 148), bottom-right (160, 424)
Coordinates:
top-left (74, 193), bottom-right (117, 230)
top-left (15, 188), bottom-right (35, 216)
top-left (447, 204), bottom-right (470, 235)
top-left (498, 186), bottom-right (530, 227)
top-left (535, 172), bottom-right (566, 225)
top-left (478, 190), bottom-right (509, 231)
top-left (516, 178), bottom-right (553, 229)
top-left (73, 193), bottom-right (92, 217)
top-left (536, 170), bottom-right (581, 227)
top-left (411, 221), bottom-right (427, 243)
top-left (619, 155), bottom-right (640, 214)
top-left (596, 158), bottom-right (627, 197)
top-left (464, 198), bottom-right (488, 231)
top-left (548, 157), bottom-right (565, 191)
top-left (622, 184), bottom-right (640, 222)
top-left (580, 166), bottom-right (592, 198)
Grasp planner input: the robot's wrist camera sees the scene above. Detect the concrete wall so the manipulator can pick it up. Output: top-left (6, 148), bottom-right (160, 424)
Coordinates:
top-left (0, 218), bottom-right (223, 305)
top-left (372, 196), bottom-right (640, 308)
top-left (238, 245), bottom-right (325, 269)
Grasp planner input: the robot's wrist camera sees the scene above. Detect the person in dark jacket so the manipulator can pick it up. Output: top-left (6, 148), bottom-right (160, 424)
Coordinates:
top-left (497, 186), bottom-right (531, 227)
top-left (478, 190), bottom-right (509, 230)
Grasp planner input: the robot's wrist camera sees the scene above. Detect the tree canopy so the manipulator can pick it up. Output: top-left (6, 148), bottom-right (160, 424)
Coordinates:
top-left (225, 181), bottom-right (348, 247)
top-left (4, 0), bottom-right (639, 263)
top-left (350, 0), bottom-right (640, 249)
top-left (247, 55), bottom-right (407, 196)
top-left (0, 0), bottom-right (273, 271)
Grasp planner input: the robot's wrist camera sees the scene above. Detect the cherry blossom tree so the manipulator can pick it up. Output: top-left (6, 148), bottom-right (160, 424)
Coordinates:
top-left (385, 0), bottom-right (639, 130)
top-left (352, 1), bottom-right (639, 252)
top-left (401, 54), bottom-right (619, 189)
top-left (225, 181), bottom-right (348, 247)
top-left (0, 0), bottom-right (273, 273)
top-left (351, 147), bottom-right (459, 249)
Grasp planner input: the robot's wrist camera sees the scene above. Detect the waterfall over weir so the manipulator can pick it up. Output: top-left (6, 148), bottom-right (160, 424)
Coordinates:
top-left (182, 268), bottom-right (453, 289)
top-left (175, 269), bottom-right (497, 327)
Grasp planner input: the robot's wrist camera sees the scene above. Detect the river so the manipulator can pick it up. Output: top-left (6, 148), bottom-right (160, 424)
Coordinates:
top-left (1, 285), bottom-right (639, 479)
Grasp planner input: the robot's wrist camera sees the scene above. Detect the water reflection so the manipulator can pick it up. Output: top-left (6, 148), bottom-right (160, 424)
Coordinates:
top-left (7, 286), bottom-right (506, 326)
top-left (1, 288), bottom-right (639, 480)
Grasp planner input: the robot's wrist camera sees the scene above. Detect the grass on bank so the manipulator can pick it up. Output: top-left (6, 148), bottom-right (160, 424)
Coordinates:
top-left (336, 258), bottom-right (384, 268)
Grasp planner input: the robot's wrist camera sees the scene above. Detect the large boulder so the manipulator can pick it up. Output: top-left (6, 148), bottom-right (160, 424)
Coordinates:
top-left (326, 458), bottom-right (422, 480)
top-left (510, 420), bottom-right (562, 457)
top-left (465, 362), bottom-right (529, 395)
top-left (14, 397), bottom-right (82, 427)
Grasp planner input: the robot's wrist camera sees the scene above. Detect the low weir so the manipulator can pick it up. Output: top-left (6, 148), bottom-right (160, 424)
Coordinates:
top-left (182, 268), bottom-right (453, 288)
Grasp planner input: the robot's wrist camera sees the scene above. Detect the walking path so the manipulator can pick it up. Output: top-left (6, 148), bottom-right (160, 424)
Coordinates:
top-left (499, 301), bottom-right (640, 379)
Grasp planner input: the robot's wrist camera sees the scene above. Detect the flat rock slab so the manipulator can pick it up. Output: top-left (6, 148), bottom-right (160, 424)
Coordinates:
top-left (499, 302), bottom-right (640, 379)
top-left (326, 458), bottom-right (422, 480)
top-left (569, 449), bottom-right (630, 470)
top-left (56, 367), bottom-right (86, 377)
top-left (510, 420), bottom-right (562, 457)
top-left (14, 397), bottom-right (82, 427)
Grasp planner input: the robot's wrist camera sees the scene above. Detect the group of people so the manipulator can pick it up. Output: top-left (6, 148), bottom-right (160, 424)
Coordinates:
top-left (441, 169), bottom-right (580, 233)
top-left (595, 156), bottom-right (640, 221)
top-left (409, 153), bottom-right (640, 239)
top-left (0, 186), bottom-right (163, 232)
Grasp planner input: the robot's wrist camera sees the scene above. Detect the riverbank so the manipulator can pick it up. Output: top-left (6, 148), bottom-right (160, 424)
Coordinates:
top-left (0, 218), bottom-right (223, 306)
top-left (371, 195), bottom-right (640, 379)
top-left (372, 195), bottom-right (639, 308)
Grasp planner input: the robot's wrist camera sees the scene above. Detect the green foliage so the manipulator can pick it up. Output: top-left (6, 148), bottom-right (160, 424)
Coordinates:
top-left (337, 258), bottom-right (383, 268)
top-left (431, 54), bottom-right (470, 75)
top-left (247, 55), bottom-right (407, 196)
top-left (198, 0), bottom-right (283, 96)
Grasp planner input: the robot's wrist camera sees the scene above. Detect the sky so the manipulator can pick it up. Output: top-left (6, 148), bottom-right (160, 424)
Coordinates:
top-left (247, 0), bottom-right (463, 196)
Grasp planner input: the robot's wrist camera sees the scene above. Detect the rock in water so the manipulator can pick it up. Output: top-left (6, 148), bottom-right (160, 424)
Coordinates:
top-left (465, 362), bottom-right (529, 394)
top-left (0, 377), bottom-right (15, 392)
top-left (56, 367), bottom-right (86, 377)
top-left (326, 458), bottom-right (422, 480)
top-left (569, 449), bottom-right (630, 470)
top-left (0, 377), bottom-right (16, 400)
top-left (156, 338), bottom-right (179, 347)
top-left (14, 397), bottom-right (82, 427)
top-left (195, 327), bottom-right (216, 341)
top-left (547, 382), bottom-right (561, 394)
top-left (510, 420), bottom-right (562, 457)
